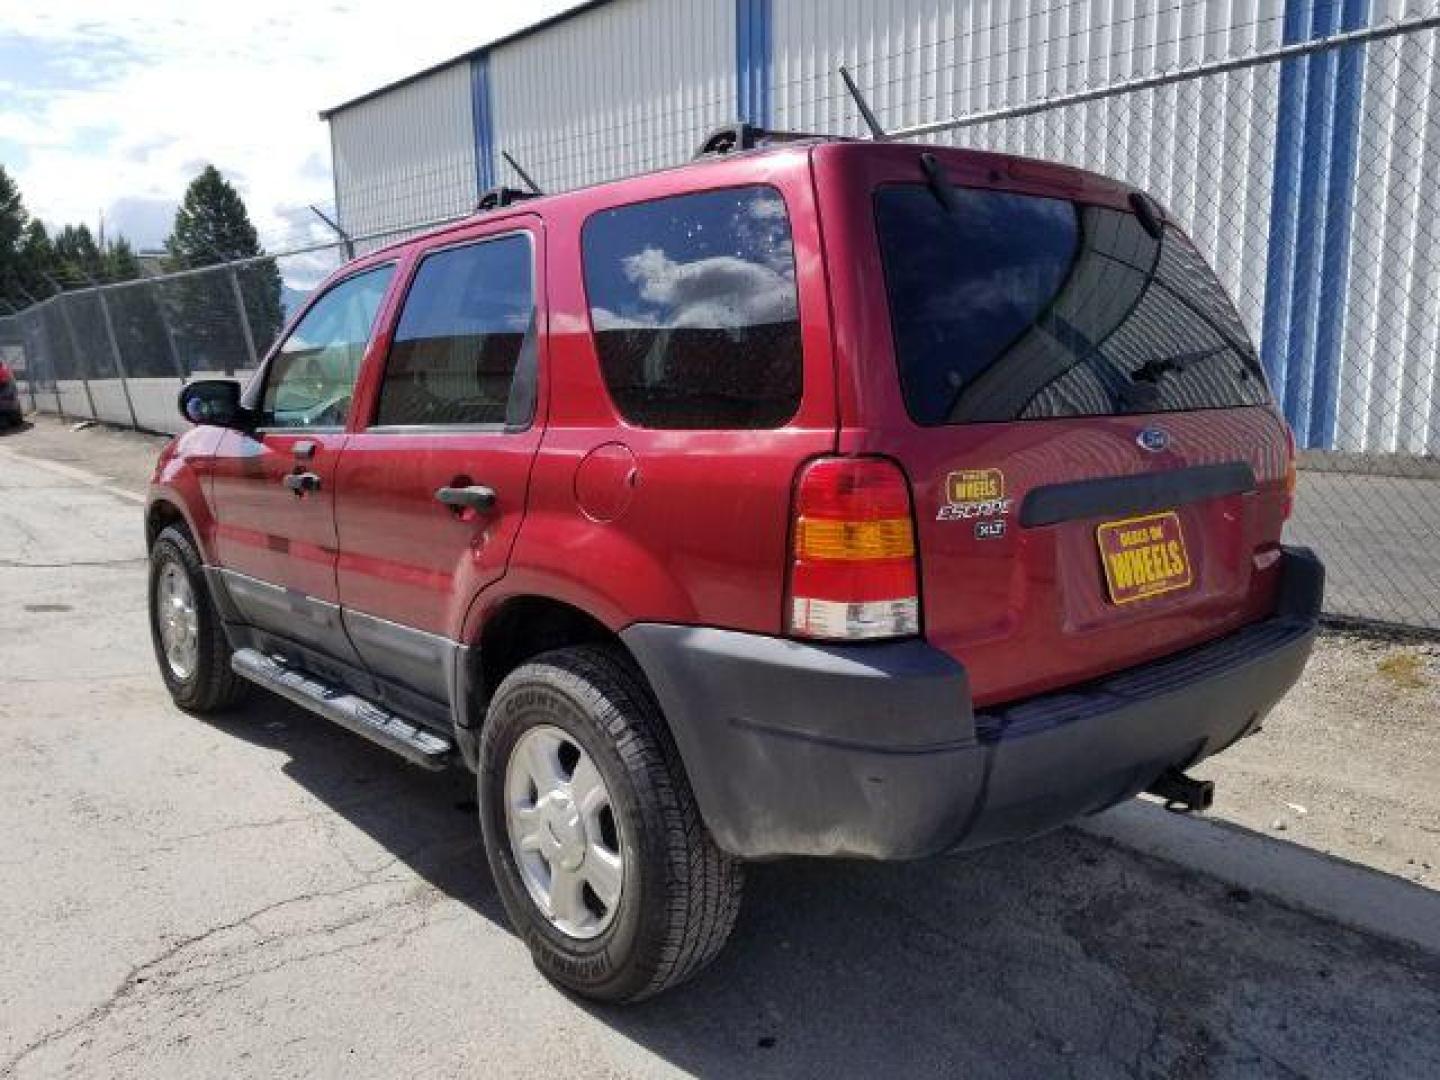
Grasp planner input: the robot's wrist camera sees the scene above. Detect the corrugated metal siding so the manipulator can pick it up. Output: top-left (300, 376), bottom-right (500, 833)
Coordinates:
top-left (770, 0), bottom-right (1284, 359)
top-left (488, 0), bottom-right (736, 194)
top-left (1338, 0), bottom-right (1440, 453)
top-left (331, 61), bottom-right (477, 240)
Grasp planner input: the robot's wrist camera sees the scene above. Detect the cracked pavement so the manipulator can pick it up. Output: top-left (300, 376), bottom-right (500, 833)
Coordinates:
top-left (2, 425), bottom-right (1440, 1078)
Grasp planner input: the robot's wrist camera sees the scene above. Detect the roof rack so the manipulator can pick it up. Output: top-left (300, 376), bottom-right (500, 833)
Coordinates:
top-left (476, 186), bottom-right (540, 212)
top-left (692, 123), bottom-right (831, 160)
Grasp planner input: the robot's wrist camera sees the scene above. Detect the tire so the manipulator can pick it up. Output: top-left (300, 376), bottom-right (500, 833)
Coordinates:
top-left (148, 524), bottom-right (248, 713)
top-left (478, 645), bottom-right (743, 1002)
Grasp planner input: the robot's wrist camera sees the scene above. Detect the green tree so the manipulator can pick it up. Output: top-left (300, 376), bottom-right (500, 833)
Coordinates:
top-left (104, 236), bottom-right (141, 282)
top-left (0, 165), bottom-right (28, 306)
top-left (17, 220), bottom-right (58, 300)
top-left (164, 165), bottom-right (283, 369)
top-left (52, 224), bottom-right (106, 286)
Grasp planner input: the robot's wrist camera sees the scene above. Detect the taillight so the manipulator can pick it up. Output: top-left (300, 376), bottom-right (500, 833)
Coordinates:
top-left (1282, 421), bottom-right (1297, 520)
top-left (786, 456), bottom-right (920, 641)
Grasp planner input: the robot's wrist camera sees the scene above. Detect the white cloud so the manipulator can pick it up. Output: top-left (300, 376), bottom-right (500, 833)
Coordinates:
top-left (1, 0), bottom-right (581, 253)
top-left (621, 246), bottom-right (797, 329)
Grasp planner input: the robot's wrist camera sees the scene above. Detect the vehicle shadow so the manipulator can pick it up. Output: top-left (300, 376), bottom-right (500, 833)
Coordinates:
top-left (0, 418), bottom-right (35, 436)
top-left (207, 694), bottom-right (1440, 1079)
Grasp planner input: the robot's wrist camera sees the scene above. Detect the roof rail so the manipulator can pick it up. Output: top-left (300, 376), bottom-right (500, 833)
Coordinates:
top-left (692, 123), bottom-right (831, 160)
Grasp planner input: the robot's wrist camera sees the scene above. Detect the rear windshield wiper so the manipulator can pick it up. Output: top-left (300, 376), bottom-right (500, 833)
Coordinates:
top-left (919, 153), bottom-right (960, 215)
top-left (1129, 345), bottom-right (1229, 384)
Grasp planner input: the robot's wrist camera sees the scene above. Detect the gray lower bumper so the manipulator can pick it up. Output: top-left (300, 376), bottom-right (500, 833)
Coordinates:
top-left (622, 546), bottom-right (1323, 861)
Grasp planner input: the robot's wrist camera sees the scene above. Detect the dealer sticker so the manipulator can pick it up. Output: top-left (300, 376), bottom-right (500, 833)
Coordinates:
top-left (938, 468), bottom-right (1012, 523)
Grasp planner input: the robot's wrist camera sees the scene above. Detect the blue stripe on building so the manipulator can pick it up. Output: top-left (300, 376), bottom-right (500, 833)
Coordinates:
top-left (1260, 0), bottom-right (1370, 449)
top-left (471, 53), bottom-right (496, 193)
top-left (1310, 0), bottom-right (1369, 447)
top-left (736, 0), bottom-right (772, 127)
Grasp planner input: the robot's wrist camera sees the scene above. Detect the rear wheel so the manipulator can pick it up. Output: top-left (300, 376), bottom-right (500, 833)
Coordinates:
top-left (148, 525), bottom-right (247, 713)
top-left (477, 645), bottom-right (742, 1002)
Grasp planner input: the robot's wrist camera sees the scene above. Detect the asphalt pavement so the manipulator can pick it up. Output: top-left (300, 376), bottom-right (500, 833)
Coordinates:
top-left (2, 432), bottom-right (1440, 1079)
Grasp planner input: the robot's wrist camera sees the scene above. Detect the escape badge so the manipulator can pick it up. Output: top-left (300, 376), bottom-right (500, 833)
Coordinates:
top-left (937, 468), bottom-right (1012, 523)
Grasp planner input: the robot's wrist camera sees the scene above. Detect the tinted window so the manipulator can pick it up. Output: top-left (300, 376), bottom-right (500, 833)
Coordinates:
top-left (874, 185), bottom-right (1270, 424)
top-left (582, 186), bottom-right (802, 429)
top-left (376, 235), bottom-right (536, 427)
top-left (261, 265), bottom-right (394, 428)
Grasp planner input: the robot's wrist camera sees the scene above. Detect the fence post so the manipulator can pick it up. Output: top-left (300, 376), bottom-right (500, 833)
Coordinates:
top-left (153, 288), bottom-right (189, 381)
top-left (97, 290), bottom-right (141, 430)
top-left (228, 267), bottom-right (258, 375)
top-left (53, 295), bottom-right (99, 421)
top-left (40, 315), bottom-right (64, 418)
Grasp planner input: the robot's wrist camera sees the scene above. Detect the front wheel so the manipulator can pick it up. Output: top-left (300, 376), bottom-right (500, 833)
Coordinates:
top-left (148, 524), bottom-right (248, 713)
top-left (477, 645), bottom-right (743, 1002)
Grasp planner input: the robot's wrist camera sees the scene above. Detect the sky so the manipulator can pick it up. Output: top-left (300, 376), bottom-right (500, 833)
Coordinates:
top-left (0, 1), bottom-right (581, 255)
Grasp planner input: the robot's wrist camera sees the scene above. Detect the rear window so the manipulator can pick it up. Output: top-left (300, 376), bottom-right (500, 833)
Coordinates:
top-left (581, 185), bottom-right (802, 429)
top-left (874, 185), bottom-right (1270, 425)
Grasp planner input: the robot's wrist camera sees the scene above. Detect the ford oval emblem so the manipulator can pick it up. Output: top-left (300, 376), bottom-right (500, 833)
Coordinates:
top-left (1137, 428), bottom-right (1169, 453)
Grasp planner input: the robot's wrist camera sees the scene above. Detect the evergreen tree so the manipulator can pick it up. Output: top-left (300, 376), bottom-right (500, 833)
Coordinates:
top-left (164, 165), bottom-right (283, 367)
top-left (104, 236), bottom-right (141, 282)
top-left (52, 224), bottom-right (106, 286)
top-left (17, 221), bottom-right (58, 300)
top-left (0, 165), bottom-right (28, 306)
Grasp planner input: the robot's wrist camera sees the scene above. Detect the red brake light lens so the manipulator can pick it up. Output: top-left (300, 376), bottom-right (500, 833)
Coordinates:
top-left (787, 457), bottom-right (920, 641)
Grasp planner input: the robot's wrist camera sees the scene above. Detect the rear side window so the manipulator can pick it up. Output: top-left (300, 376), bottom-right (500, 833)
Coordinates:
top-left (582, 185), bottom-right (802, 429)
top-left (376, 234), bottom-right (536, 428)
top-left (874, 185), bottom-right (1270, 425)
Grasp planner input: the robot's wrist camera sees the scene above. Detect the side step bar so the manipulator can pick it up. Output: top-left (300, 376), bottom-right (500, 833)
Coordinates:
top-left (231, 648), bottom-right (454, 771)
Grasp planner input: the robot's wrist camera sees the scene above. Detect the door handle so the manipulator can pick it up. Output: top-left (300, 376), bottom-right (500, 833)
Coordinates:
top-left (293, 440), bottom-right (317, 461)
top-left (435, 484), bottom-right (496, 511)
top-left (283, 471), bottom-right (322, 494)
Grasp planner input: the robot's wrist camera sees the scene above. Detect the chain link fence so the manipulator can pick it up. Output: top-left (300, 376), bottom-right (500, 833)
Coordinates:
top-left (884, 12), bottom-right (1440, 634)
top-left (1, 12), bottom-right (1437, 633)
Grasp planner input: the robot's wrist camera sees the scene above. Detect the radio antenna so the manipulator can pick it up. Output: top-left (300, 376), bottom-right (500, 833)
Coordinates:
top-left (839, 66), bottom-right (886, 140)
top-left (502, 151), bottom-right (543, 195)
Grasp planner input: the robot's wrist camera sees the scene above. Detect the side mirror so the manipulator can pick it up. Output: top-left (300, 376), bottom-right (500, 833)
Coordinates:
top-left (178, 379), bottom-right (249, 429)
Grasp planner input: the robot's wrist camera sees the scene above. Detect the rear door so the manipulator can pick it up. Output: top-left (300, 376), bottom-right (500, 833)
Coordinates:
top-left (210, 263), bottom-right (396, 667)
top-left (332, 220), bottom-right (544, 702)
top-left (815, 144), bottom-right (1291, 707)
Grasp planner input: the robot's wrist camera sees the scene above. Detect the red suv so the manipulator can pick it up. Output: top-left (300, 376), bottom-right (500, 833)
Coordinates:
top-left (147, 134), bottom-right (1322, 1002)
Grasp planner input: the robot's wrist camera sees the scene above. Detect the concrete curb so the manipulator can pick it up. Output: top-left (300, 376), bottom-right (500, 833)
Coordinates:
top-left (1080, 799), bottom-right (1440, 956)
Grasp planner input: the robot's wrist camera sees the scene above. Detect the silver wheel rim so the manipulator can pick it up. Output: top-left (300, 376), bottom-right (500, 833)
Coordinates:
top-left (155, 562), bottom-right (199, 681)
top-left (504, 725), bottom-right (624, 940)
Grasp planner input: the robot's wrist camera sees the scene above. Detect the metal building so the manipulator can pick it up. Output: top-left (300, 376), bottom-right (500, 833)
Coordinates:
top-left (321, 0), bottom-right (1440, 454)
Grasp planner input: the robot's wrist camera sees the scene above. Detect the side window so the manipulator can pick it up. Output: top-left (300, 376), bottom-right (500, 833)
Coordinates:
top-left (375, 234), bottom-right (536, 428)
top-left (581, 185), bottom-right (802, 430)
top-left (260, 265), bottom-right (395, 429)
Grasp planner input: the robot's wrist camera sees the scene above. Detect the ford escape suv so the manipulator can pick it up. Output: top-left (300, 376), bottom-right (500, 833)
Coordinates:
top-left (146, 133), bottom-right (1322, 1002)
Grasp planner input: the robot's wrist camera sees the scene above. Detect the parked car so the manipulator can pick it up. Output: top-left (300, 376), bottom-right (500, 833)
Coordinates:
top-left (0, 361), bottom-right (23, 426)
top-left (146, 131), bottom-right (1322, 1002)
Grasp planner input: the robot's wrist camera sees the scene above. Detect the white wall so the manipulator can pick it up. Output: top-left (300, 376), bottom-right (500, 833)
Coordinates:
top-left (771, 0), bottom-right (1284, 351)
top-left (330, 61), bottom-right (477, 242)
top-left (488, 0), bottom-right (736, 194)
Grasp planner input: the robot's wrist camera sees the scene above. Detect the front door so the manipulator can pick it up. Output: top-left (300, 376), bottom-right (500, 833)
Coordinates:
top-left (333, 224), bottom-right (544, 701)
top-left (210, 262), bottom-right (397, 668)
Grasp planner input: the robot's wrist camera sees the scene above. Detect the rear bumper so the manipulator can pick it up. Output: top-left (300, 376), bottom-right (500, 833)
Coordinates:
top-left (622, 546), bottom-right (1323, 860)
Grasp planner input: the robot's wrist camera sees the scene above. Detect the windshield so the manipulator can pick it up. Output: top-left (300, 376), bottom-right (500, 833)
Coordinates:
top-left (873, 184), bottom-right (1270, 425)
